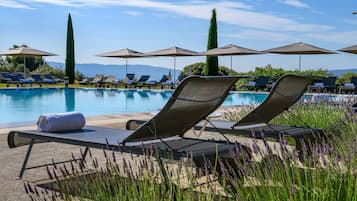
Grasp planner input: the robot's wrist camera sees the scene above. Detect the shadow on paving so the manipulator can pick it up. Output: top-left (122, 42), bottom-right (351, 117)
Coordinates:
top-left (32, 171), bottom-right (226, 201)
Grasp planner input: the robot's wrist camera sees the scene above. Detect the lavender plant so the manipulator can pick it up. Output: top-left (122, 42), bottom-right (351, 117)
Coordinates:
top-left (26, 100), bottom-right (357, 201)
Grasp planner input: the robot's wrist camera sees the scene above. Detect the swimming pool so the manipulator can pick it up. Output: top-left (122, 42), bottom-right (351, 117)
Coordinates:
top-left (0, 88), bottom-right (269, 124)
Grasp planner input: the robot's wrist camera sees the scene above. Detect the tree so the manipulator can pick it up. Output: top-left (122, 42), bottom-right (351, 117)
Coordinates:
top-left (203, 9), bottom-right (218, 75)
top-left (65, 13), bottom-right (75, 84)
top-left (183, 62), bottom-right (237, 76)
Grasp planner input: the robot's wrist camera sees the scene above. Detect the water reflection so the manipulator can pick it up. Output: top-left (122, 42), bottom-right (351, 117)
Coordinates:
top-left (138, 90), bottom-right (150, 99)
top-left (65, 88), bottom-right (75, 111)
top-left (94, 89), bottom-right (104, 98)
top-left (124, 90), bottom-right (135, 100)
top-left (106, 89), bottom-right (118, 97)
top-left (159, 91), bottom-right (172, 100)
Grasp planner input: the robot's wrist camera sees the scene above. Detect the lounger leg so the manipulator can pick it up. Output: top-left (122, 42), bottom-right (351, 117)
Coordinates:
top-left (78, 147), bottom-right (89, 169)
top-left (81, 147), bottom-right (89, 163)
top-left (18, 139), bottom-right (35, 179)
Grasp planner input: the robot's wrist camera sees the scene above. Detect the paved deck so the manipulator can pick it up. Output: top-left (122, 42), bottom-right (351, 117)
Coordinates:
top-left (0, 107), bottom-right (287, 200)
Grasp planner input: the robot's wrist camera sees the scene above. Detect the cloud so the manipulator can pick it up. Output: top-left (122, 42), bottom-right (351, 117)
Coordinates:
top-left (0, 0), bottom-right (33, 9)
top-left (279, 0), bottom-right (310, 8)
top-left (2, 0), bottom-right (333, 32)
top-left (343, 19), bottom-right (357, 25)
top-left (305, 31), bottom-right (357, 44)
top-left (124, 11), bottom-right (142, 16)
top-left (223, 30), bottom-right (296, 42)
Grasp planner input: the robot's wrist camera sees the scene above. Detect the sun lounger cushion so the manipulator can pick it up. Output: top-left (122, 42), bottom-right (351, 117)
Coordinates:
top-left (248, 81), bottom-right (256, 86)
top-left (37, 112), bottom-right (86, 132)
top-left (314, 82), bottom-right (324, 87)
top-left (344, 83), bottom-right (355, 88)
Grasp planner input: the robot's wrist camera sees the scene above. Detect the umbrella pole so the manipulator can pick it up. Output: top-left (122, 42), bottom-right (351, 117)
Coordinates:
top-left (23, 56), bottom-right (26, 75)
top-left (125, 58), bottom-right (128, 76)
top-left (230, 56), bottom-right (233, 76)
top-left (299, 55), bottom-right (301, 71)
top-left (173, 56), bottom-right (176, 83)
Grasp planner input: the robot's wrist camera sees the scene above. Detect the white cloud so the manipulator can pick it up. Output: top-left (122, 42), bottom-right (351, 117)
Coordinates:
top-left (305, 31), bottom-right (357, 44)
top-left (2, 0), bottom-right (333, 32)
top-left (279, 0), bottom-right (310, 8)
top-left (343, 19), bottom-right (357, 25)
top-left (223, 30), bottom-right (296, 42)
top-left (0, 0), bottom-right (32, 9)
top-left (124, 11), bottom-right (142, 16)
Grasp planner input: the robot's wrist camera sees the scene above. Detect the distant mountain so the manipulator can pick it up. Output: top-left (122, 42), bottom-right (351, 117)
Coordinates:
top-left (328, 68), bottom-right (357, 76)
top-left (48, 62), bottom-right (181, 81)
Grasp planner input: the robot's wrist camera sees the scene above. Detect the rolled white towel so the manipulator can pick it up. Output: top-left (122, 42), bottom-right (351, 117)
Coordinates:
top-left (37, 112), bottom-right (86, 132)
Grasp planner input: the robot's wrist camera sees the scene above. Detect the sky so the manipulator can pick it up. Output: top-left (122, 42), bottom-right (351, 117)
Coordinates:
top-left (0, 0), bottom-right (356, 72)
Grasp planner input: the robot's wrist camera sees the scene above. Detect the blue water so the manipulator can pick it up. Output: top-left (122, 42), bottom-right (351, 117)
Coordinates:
top-left (0, 88), bottom-right (269, 124)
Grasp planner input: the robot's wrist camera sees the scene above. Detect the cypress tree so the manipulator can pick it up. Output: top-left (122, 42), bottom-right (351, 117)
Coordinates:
top-left (65, 13), bottom-right (75, 84)
top-left (203, 9), bottom-right (218, 75)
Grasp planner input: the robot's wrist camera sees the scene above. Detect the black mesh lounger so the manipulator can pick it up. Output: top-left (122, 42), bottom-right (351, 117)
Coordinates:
top-left (127, 75), bottom-right (326, 157)
top-left (8, 76), bottom-right (250, 179)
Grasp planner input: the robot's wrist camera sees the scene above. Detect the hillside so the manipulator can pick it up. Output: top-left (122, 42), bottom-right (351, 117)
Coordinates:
top-left (328, 68), bottom-right (357, 76)
top-left (48, 62), bottom-right (181, 81)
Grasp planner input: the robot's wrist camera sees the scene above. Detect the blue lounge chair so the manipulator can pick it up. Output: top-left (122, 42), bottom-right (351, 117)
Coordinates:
top-left (241, 76), bottom-right (271, 91)
top-left (123, 73), bottom-right (136, 86)
top-left (0, 72), bottom-right (12, 83)
top-left (14, 73), bottom-right (33, 84)
top-left (42, 74), bottom-right (56, 83)
top-left (135, 75), bottom-right (150, 88)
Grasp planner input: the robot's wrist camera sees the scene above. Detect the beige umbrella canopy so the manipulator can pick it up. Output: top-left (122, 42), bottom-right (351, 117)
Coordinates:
top-left (0, 46), bottom-right (57, 75)
top-left (202, 44), bottom-right (263, 75)
top-left (145, 46), bottom-right (200, 83)
top-left (97, 48), bottom-right (144, 76)
top-left (338, 45), bottom-right (357, 54)
top-left (265, 42), bottom-right (336, 71)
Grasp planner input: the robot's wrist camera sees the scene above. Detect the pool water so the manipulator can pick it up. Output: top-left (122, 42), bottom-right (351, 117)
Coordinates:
top-left (0, 88), bottom-right (269, 124)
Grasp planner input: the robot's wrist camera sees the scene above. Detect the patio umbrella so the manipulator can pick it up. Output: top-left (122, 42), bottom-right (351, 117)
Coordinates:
top-left (338, 45), bottom-right (357, 54)
top-left (97, 48), bottom-right (144, 77)
top-left (145, 46), bottom-right (200, 83)
top-left (202, 44), bottom-right (263, 75)
top-left (264, 42), bottom-right (336, 71)
top-left (0, 46), bottom-right (56, 75)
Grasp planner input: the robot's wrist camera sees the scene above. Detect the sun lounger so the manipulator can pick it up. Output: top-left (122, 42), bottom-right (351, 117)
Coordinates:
top-left (78, 78), bottom-right (89, 85)
top-left (103, 75), bottom-right (119, 86)
top-left (0, 72), bottom-right (11, 83)
top-left (144, 75), bottom-right (169, 88)
top-left (43, 74), bottom-right (60, 83)
top-left (241, 76), bottom-right (270, 91)
top-left (123, 73), bottom-right (136, 86)
top-left (127, 75), bottom-right (326, 159)
top-left (13, 73), bottom-right (33, 84)
top-left (30, 74), bottom-right (44, 83)
top-left (90, 74), bottom-right (104, 85)
top-left (135, 75), bottom-right (150, 88)
top-left (8, 76), bottom-right (250, 179)
top-left (339, 77), bottom-right (357, 94)
top-left (309, 76), bottom-right (337, 93)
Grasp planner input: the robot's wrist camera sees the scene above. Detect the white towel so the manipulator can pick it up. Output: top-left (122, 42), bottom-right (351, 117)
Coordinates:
top-left (37, 112), bottom-right (86, 132)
